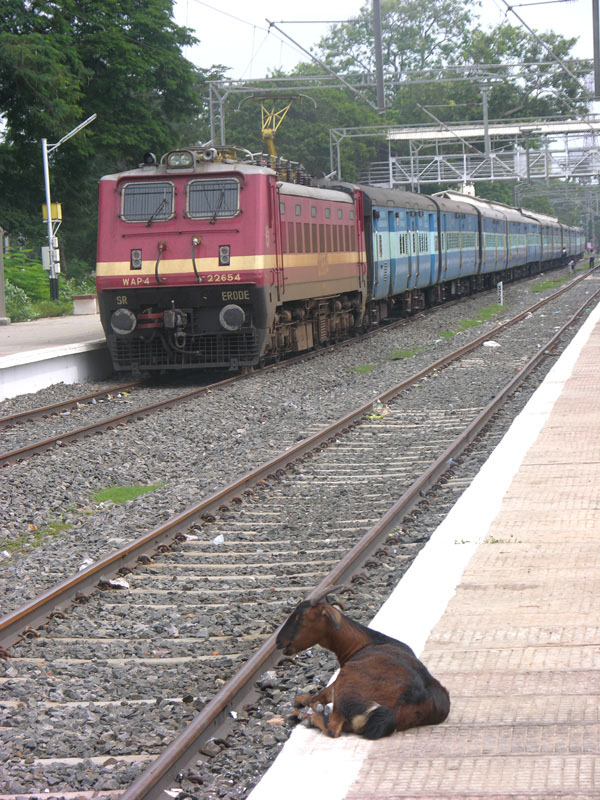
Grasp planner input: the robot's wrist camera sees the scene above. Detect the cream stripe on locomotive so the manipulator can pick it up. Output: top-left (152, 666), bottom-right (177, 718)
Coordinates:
top-left (97, 251), bottom-right (363, 276)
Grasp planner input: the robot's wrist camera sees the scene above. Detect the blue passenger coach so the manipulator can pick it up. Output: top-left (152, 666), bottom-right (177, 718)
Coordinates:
top-left (357, 185), bottom-right (481, 317)
top-left (322, 181), bottom-right (584, 326)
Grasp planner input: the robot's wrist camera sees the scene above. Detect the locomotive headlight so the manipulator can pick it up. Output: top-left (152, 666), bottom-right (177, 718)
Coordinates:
top-left (219, 245), bottom-right (231, 266)
top-left (130, 249), bottom-right (142, 270)
top-left (110, 308), bottom-right (137, 335)
top-left (219, 304), bottom-right (245, 331)
top-left (166, 150), bottom-right (194, 168)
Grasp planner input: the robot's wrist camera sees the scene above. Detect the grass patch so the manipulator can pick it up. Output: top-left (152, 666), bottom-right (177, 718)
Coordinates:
top-left (353, 364), bottom-right (378, 375)
top-left (531, 277), bottom-right (567, 293)
top-left (474, 304), bottom-right (504, 322)
top-left (440, 304), bottom-right (505, 339)
top-left (389, 345), bottom-right (430, 360)
top-left (1, 518), bottom-right (72, 558)
top-left (92, 484), bottom-right (164, 504)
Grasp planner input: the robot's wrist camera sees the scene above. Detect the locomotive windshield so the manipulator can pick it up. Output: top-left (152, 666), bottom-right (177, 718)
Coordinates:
top-left (121, 182), bottom-right (174, 223)
top-left (188, 179), bottom-right (239, 219)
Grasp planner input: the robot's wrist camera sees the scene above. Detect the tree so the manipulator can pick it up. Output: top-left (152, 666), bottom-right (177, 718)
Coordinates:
top-left (463, 24), bottom-right (589, 119)
top-left (314, 0), bottom-right (479, 78)
top-left (0, 0), bottom-right (208, 270)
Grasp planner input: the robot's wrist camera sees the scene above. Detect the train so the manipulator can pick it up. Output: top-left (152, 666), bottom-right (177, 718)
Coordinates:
top-left (95, 145), bottom-right (585, 373)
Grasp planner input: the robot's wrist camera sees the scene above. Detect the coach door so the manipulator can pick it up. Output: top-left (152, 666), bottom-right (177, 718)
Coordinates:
top-left (409, 214), bottom-right (421, 287)
top-left (372, 209), bottom-right (391, 300)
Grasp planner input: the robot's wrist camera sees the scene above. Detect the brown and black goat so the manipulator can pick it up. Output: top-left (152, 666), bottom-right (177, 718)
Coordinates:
top-left (276, 587), bottom-right (450, 739)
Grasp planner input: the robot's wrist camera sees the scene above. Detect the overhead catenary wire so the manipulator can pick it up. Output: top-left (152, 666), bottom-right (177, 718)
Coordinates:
top-left (499, 0), bottom-right (588, 91)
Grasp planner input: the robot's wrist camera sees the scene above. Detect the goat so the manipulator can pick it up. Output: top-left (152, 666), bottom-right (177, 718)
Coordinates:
top-left (276, 587), bottom-right (450, 739)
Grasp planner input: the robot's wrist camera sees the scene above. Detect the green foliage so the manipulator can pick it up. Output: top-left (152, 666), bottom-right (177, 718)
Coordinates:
top-left (463, 24), bottom-right (587, 119)
top-left (354, 364), bottom-right (377, 374)
top-left (315, 0), bottom-right (478, 76)
top-left (0, 0), bottom-right (211, 266)
top-left (93, 484), bottom-right (165, 504)
top-left (0, 517), bottom-right (72, 558)
top-left (59, 275), bottom-right (97, 301)
top-left (440, 305), bottom-right (505, 338)
top-left (389, 345), bottom-right (430, 360)
top-left (3, 249), bottom-right (96, 320)
top-left (3, 249), bottom-right (49, 301)
top-left (531, 278), bottom-right (566, 292)
top-left (64, 257), bottom-right (95, 283)
top-left (31, 298), bottom-right (72, 318)
top-left (4, 280), bottom-right (34, 322)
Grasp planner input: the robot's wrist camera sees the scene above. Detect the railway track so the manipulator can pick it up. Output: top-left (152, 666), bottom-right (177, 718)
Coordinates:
top-left (0, 268), bottom-right (594, 469)
top-left (0, 381), bottom-right (141, 429)
top-left (1, 283), bottom-right (598, 798)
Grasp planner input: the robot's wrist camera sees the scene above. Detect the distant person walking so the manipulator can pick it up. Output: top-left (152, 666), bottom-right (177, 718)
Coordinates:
top-left (589, 248), bottom-right (595, 270)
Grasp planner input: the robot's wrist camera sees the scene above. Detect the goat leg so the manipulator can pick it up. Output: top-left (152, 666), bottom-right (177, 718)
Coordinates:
top-left (297, 708), bottom-right (330, 736)
top-left (298, 706), bottom-right (345, 738)
top-left (294, 683), bottom-right (334, 709)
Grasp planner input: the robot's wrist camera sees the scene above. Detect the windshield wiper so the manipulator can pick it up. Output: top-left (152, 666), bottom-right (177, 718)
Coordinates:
top-left (210, 186), bottom-right (226, 224)
top-left (146, 197), bottom-right (167, 227)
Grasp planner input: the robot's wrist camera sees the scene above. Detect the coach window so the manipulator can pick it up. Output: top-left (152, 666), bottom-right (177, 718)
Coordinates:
top-left (188, 178), bottom-right (239, 219)
top-left (280, 202), bottom-right (286, 215)
top-left (295, 204), bottom-right (302, 217)
top-left (337, 209), bottom-right (343, 220)
top-left (311, 205), bottom-right (317, 218)
top-left (121, 181), bottom-right (174, 222)
top-left (325, 208), bottom-right (331, 219)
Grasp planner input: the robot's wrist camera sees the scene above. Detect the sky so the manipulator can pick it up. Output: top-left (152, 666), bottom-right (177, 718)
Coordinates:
top-left (173, 0), bottom-right (591, 81)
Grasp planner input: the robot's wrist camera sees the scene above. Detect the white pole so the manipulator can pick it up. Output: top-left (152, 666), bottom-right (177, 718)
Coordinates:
top-left (41, 138), bottom-right (57, 299)
top-left (41, 114), bottom-right (96, 300)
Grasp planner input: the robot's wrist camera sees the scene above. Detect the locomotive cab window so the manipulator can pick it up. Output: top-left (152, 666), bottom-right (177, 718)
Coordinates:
top-left (187, 179), bottom-right (239, 219)
top-left (121, 182), bottom-right (174, 222)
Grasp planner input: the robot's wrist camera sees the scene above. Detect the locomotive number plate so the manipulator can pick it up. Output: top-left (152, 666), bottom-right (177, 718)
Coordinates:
top-left (205, 273), bottom-right (242, 282)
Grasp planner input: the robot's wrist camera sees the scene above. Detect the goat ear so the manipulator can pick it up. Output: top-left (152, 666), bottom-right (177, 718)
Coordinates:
top-left (322, 606), bottom-right (343, 630)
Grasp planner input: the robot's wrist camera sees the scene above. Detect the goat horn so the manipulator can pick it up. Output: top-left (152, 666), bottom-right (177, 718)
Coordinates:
top-left (308, 584), bottom-right (348, 606)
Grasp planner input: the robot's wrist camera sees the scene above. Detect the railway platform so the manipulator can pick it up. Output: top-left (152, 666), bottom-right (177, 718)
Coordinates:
top-left (249, 297), bottom-right (600, 798)
top-left (0, 313), bottom-right (111, 401)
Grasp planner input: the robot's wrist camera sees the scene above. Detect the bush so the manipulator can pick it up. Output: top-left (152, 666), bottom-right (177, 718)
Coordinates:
top-left (31, 299), bottom-right (72, 318)
top-left (59, 276), bottom-right (96, 302)
top-left (2, 250), bottom-right (96, 321)
top-left (65, 257), bottom-right (95, 283)
top-left (5, 280), bottom-right (34, 322)
top-left (3, 249), bottom-right (50, 302)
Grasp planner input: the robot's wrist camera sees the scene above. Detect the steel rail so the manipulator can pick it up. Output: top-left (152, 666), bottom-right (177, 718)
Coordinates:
top-left (118, 287), bottom-right (600, 800)
top-left (0, 270), bottom-right (590, 468)
top-left (0, 380), bottom-right (141, 428)
top-left (1, 283), bottom-right (596, 648)
top-left (0, 374), bottom-right (242, 467)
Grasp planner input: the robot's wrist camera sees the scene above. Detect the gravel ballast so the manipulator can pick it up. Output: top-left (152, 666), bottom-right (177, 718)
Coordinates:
top-left (0, 269), bottom-right (596, 611)
top-left (0, 266), bottom-right (599, 798)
